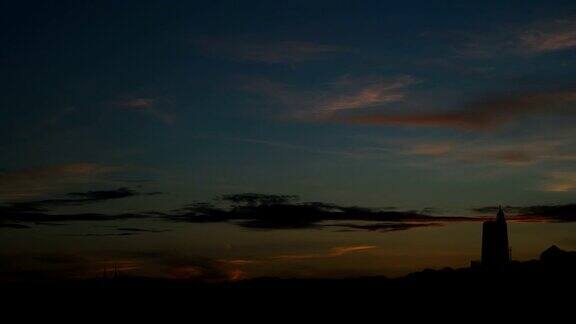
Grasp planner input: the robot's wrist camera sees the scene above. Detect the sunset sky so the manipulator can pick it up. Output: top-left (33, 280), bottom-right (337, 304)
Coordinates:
top-left (1, 1), bottom-right (576, 281)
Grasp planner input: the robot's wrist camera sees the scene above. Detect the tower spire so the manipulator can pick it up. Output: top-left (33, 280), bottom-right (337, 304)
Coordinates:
top-left (481, 205), bottom-right (511, 267)
top-left (497, 205), bottom-right (505, 222)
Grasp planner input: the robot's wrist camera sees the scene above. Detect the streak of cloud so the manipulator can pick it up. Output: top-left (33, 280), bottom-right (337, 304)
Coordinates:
top-left (194, 37), bottom-right (346, 63)
top-left (317, 75), bottom-right (416, 112)
top-left (393, 136), bottom-right (576, 167)
top-left (239, 74), bottom-right (416, 119)
top-left (267, 245), bottom-right (377, 261)
top-left (542, 172), bottom-right (576, 192)
top-left (0, 163), bottom-right (119, 200)
top-left (334, 90), bottom-right (576, 131)
top-left (115, 97), bottom-right (175, 124)
top-left (520, 19), bottom-right (576, 53)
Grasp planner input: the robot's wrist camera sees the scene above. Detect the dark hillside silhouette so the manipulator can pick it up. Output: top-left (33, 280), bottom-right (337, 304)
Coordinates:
top-left (3, 245), bottom-right (575, 309)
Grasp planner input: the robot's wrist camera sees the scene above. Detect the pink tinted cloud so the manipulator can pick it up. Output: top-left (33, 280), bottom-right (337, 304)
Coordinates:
top-left (116, 97), bottom-right (175, 124)
top-left (542, 172), bottom-right (576, 192)
top-left (521, 19), bottom-right (576, 53)
top-left (403, 143), bottom-right (454, 157)
top-left (318, 75), bottom-right (416, 112)
top-left (272, 245), bottom-right (377, 260)
top-left (239, 75), bottom-right (416, 119)
top-left (335, 90), bottom-right (576, 131)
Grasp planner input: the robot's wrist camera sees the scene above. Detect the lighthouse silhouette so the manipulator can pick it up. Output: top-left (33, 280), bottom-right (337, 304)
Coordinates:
top-left (481, 206), bottom-right (511, 267)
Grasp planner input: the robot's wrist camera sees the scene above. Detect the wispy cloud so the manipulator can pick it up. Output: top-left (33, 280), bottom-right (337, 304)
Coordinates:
top-left (419, 137), bottom-right (576, 167)
top-left (8, 188), bottom-right (159, 211)
top-left (317, 75), bottom-right (416, 112)
top-left (239, 74), bottom-right (415, 119)
top-left (201, 245), bottom-right (377, 281)
top-left (520, 19), bottom-right (576, 53)
top-left (542, 172), bottom-right (576, 192)
top-left (218, 259), bottom-right (258, 266)
top-left (115, 97), bottom-right (175, 124)
top-left (455, 17), bottom-right (576, 58)
top-left (402, 143), bottom-right (454, 157)
top-left (275, 246), bottom-right (377, 260)
top-left (328, 245), bottom-right (377, 256)
top-left (334, 90), bottom-right (576, 131)
top-left (195, 37), bottom-right (346, 63)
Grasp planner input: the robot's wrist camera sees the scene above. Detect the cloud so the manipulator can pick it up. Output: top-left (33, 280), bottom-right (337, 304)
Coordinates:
top-left (13, 188), bottom-right (141, 210)
top-left (329, 222), bottom-right (444, 232)
top-left (115, 227), bottom-right (169, 233)
top-left (520, 19), bottom-right (576, 53)
top-left (473, 203), bottom-right (576, 222)
top-left (218, 259), bottom-right (258, 266)
top-left (195, 38), bottom-right (345, 63)
top-left (317, 75), bottom-right (416, 112)
top-left (0, 188), bottom-right (157, 225)
top-left (115, 97), bottom-right (175, 124)
top-left (334, 90), bottom-right (576, 131)
top-left (0, 163), bottom-right (119, 200)
top-left (167, 193), bottom-right (475, 231)
top-left (0, 210), bottom-right (148, 224)
top-left (454, 18), bottom-right (576, 58)
top-left (542, 172), bottom-right (576, 192)
top-left (15, 187), bottom-right (576, 236)
top-left (450, 140), bottom-right (569, 166)
top-left (363, 132), bottom-right (576, 168)
top-left (328, 246), bottom-right (377, 256)
top-left (0, 223), bottom-right (31, 229)
top-left (262, 245), bottom-right (378, 261)
top-left (402, 143), bottom-right (454, 157)
top-left (3, 188), bottom-right (162, 215)
top-left (239, 75), bottom-right (415, 119)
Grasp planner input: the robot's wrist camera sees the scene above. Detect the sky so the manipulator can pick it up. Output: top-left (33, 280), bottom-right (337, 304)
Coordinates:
top-left (1, 1), bottom-right (576, 281)
top-left (3, 1), bottom-right (576, 211)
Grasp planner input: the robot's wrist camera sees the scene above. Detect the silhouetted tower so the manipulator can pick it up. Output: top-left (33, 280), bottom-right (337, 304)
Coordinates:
top-left (481, 206), bottom-right (511, 267)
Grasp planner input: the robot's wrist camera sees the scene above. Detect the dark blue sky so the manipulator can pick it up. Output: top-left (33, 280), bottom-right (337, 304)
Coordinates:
top-left (2, 0), bottom-right (576, 212)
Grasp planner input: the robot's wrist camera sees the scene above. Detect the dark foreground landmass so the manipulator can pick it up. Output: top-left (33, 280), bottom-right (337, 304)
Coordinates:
top-left (3, 246), bottom-right (575, 312)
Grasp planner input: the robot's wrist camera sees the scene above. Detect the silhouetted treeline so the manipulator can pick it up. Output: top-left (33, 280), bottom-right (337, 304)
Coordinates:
top-left (3, 245), bottom-right (575, 311)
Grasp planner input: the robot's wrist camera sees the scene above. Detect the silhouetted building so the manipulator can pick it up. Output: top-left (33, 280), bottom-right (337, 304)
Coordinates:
top-left (481, 206), bottom-right (511, 267)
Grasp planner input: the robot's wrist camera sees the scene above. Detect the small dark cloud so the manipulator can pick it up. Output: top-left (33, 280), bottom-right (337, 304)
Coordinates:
top-left (12, 188), bottom-right (141, 210)
top-left (0, 163), bottom-right (117, 201)
top-left (1, 212), bottom-right (147, 223)
top-left (220, 193), bottom-right (299, 206)
top-left (34, 222), bottom-right (67, 226)
top-left (0, 223), bottom-right (31, 229)
top-left (472, 206), bottom-right (524, 214)
top-left (0, 188), bottom-right (158, 227)
top-left (327, 222), bottom-right (444, 232)
top-left (116, 227), bottom-right (169, 233)
top-left (67, 188), bottom-right (138, 200)
top-left (63, 233), bottom-right (140, 237)
top-left (517, 204), bottom-right (576, 222)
